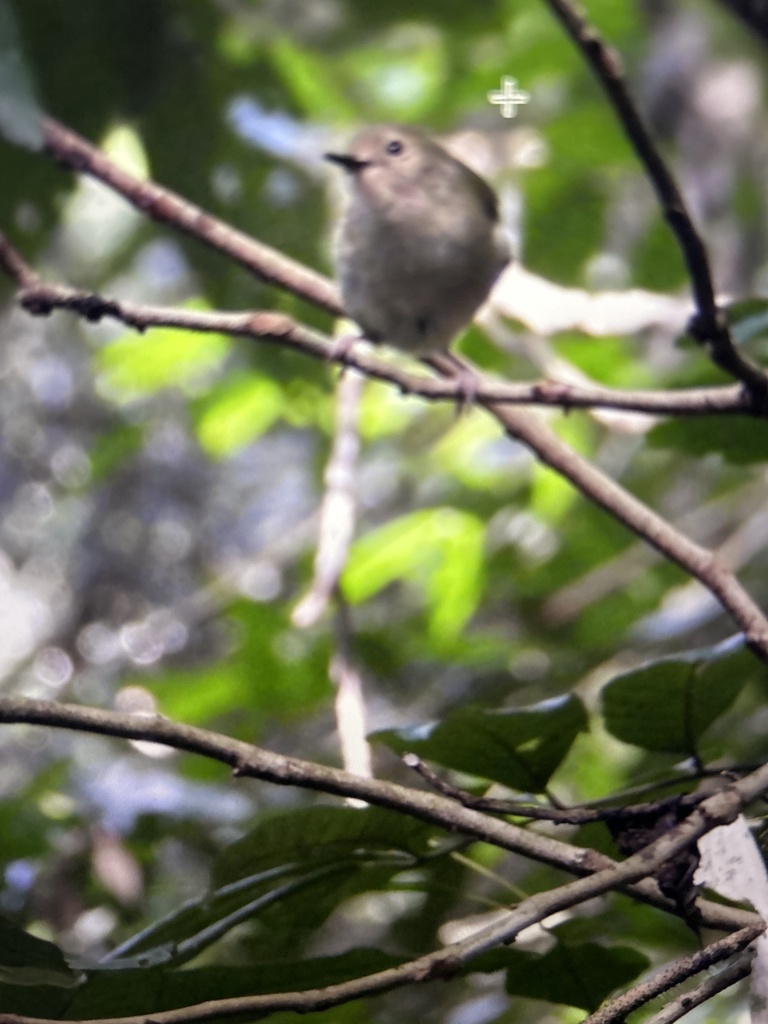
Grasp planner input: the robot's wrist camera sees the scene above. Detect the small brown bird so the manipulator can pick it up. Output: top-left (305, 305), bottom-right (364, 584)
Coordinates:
top-left (325, 125), bottom-right (511, 358)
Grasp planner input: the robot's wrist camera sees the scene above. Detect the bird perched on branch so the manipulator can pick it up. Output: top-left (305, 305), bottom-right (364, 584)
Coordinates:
top-left (325, 125), bottom-right (511, 363)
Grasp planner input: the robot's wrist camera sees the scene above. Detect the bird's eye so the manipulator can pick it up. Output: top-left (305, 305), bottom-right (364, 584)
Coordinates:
top-left (385, 139), bottom-right (404, 156)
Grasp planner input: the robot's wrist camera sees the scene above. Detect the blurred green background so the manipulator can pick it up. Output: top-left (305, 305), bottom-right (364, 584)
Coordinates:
top-left (1, 0), bottom-right (768, 1020)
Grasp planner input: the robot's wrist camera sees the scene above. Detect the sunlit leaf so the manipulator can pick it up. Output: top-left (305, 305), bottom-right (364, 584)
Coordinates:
top-left (195, 374), bottom-right (284, 456)
top-left (343, 507), bottom-right (485, 641)
top-left (96, 308), bottom-right (230, 399)
top-left (269, 35), bottom-right (356, 122)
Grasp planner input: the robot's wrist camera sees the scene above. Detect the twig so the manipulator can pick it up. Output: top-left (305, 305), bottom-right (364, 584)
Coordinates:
top-left (0, 233), bottom-right (39, 288)
top-left (330, 600), bottom-right (373, 788)
top-left (644, 957), bottom-right (751, 1023)
top-left (402, 753), bottom-right (710, 824)
top-left (584, 925), bottom-right (762, 1024)
top-left (293, 370), bottom-right (363, 628)
top-left (543, 0), bottom-right (768, 407)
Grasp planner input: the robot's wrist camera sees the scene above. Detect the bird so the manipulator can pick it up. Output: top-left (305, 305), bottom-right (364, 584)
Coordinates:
top-left (324, 124), bottom-right (511, 363)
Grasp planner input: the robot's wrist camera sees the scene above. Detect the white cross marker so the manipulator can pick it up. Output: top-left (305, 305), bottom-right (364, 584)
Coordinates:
top-left (487, 76), bottom-right (530, 118)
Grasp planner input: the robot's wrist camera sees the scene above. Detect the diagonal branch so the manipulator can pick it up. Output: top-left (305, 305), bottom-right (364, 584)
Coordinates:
top-left (542, 0), bottom-right (768, 406)
top-left (485, 400), bottom-right (768, 660)
top-left (583, 924), bottom-right (762, 1023)
top-left (40, 116), bottom-right (342, 316)
top-left (643, 957), bottom-right (752, 1023)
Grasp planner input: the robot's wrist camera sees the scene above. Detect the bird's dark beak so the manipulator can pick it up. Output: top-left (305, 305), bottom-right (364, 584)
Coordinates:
top-left (324, 152), bottom-right (369, 173)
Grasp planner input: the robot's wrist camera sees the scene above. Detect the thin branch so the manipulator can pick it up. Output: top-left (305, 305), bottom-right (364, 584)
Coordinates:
top-left (0, 248), bottom-right (752, 416)
top-left (403, 753), bottom-right (709, 825)
top-left (542, 0), bottom-right (768, 407)
top-left (0, 696), bottom-right (760, 938)
top-left (0, 758), bottom-right (765, 1024)
top-left (0, 233), bottom-right (38, 288)
top-left (330, 600), bottom-right (373, 786)
top-left (644, 957), bottom-right (752, 1024)
top-left (37, 111), bottom-right (761, 403)
top-left (583, 925), bottom-right (763, 1024)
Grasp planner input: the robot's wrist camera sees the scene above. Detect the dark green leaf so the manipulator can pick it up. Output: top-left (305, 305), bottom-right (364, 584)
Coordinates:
top-left (501, 941), bottom-right (649, 1011)
top-left (0, 950), bottom-right (403, 1016)
top-left (601, 635), bottom-right (759, 754)
top-left (649, 416), bottom-right (768, 464)
top-left (0, 919), bottom-right (77, 989)
top-left (372, 695), bottom-right (588, 792)
top-left (98, 807), bottom-right (443, 967)
top-left (212, 805), bottom-right (439, 888)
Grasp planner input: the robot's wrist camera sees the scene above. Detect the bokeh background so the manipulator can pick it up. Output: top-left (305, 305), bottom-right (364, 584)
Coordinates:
top-left (2, 1), bottom-right (768, 1021)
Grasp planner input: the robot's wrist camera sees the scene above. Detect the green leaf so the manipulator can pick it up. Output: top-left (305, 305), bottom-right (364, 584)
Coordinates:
top-left (343, 507), bottom-right (485, 641)
top-left (649, 416), bottom-right (768, 464)
top-left (92, 807), bottom-right (441, 966)
top-left (501, 941), bottom-right (649, 1011)
top-left (269, 35), bottom-right (357, 122)
top-left (213, 805), bottom-right (438, 889)
top-left (0, 950), bottom-right (403, 1017)
top-left (601, 635), bottom-right (759, 754)
top-left (372, 694), bottom-right (588, 792)
top-left (0, 919), bottom-right (77, 989)
top-left (0, 0), bottom-right (42, 149)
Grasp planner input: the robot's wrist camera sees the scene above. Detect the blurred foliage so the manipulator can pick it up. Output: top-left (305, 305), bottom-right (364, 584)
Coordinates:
top-left (1, 0), bottom-right (768, 1022)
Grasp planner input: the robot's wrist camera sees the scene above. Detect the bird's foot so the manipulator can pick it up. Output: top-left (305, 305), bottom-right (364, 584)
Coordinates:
top-left (328, 333), bottom-right (360, 366)
top-left (423, 351), bottom-right (479, 415)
